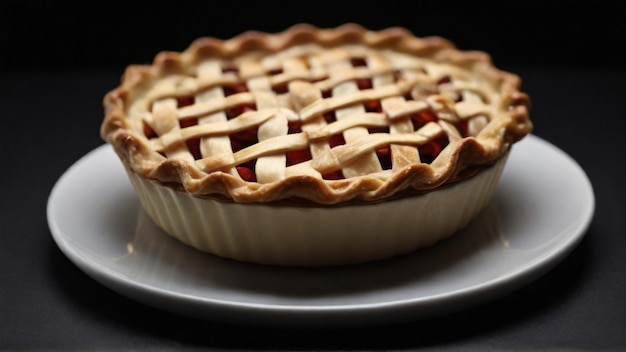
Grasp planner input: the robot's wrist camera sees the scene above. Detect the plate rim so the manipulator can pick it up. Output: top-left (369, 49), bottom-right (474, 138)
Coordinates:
top-left (46, 134), bottom-right (595, 327)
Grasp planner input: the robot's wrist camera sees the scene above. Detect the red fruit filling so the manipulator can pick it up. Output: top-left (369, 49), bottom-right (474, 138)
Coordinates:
top-left (410, 110), bottom-right (438, 130)
top-left (185, 138), bottom-right (201, 159)
top-left (363, 99), bottom-right (381, 112)
top-left (179, 118), bottom-right (200, 159)
top-left (179, 117), bottom-right (198, 128)
top-left (236, 166), bottom-right (257, 182)
top-left (376, 146), bottom-right (392, 170)
top-left (230, 127), bottom-right (259, 153)
top-left (286, 149), bottom-right (313, 166)
top-left (323, 111), bottom-right (336, 123)
top-left (226, 103), bottom-right (256, 119)
top-left (419, 134), bottom-right (449, 164)
top-left (177, 96), bottom-right (194, 107)
top-left (223, 83), bottom-right (248, 97)
top-left (437, 75), bottom-right (452, 85)
top-left (350, 58), bottom-right (367, 67)
top-left (322, 170), bottom-right (345, 180)
top-left (367, 126), bottom-right (389, 134)
top-left (221, 63), bottom-right (238, 74)
top-left (357, 78), bottom-right (373, 90)
top-left (272, 83), bottom-right (289, 94)
top-left (143, 121), bottom-right (157, 139)
top-left (288, 120), bottom-right (303, 134)
top-left (455, 120), bottom-right (470, 138)
top-left (328, 134), bottom-right (346, 148)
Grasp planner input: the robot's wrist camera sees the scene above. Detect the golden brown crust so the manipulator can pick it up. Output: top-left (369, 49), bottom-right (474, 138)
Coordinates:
top-left (101, 23), bottom-right (532, 205)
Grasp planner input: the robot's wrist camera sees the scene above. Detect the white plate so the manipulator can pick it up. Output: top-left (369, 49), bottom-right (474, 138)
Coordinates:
top-left (47, 135), bottom-right (594, 328)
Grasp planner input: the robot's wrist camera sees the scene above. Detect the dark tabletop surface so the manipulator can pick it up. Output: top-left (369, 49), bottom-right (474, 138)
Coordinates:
top-left (2, 1), bottom-right (626, 351)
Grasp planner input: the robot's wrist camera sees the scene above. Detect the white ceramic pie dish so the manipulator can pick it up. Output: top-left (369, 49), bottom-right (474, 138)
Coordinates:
top-left (125, 152), bottom-right (508, 266)
top-left (47, 135), bottom-right (595, 327)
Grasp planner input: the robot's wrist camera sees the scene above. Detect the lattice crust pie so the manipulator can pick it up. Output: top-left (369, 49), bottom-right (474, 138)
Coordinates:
top-left (101, 24), bottom-right (532, 266)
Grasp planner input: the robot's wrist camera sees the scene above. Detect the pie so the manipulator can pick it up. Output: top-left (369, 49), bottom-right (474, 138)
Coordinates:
top-left (101, 23), bottom-right (532, 266)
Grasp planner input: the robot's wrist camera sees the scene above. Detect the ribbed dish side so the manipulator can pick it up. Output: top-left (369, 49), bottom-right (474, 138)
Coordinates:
top-left (125, 154), bottom-right (507, 267)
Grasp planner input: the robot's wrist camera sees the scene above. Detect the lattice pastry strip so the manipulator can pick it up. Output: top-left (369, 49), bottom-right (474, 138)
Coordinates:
top-left (329, 59), bottom-right (383, 178)
top-left (150, 98), bottom-right (194, 162)
top-left (196, 60), bottom-right (238, 178)
top-left (369, 51), bottom-right (421, 168)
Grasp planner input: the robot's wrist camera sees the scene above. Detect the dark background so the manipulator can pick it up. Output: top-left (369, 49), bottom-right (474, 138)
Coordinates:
top-left (2, 1), bottom-right (626, 351)
top-left (2, 0), bottom-right (625, 71)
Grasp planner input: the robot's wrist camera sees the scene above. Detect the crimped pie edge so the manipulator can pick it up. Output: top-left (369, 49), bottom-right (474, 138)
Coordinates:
top-left (101, 23), bottom-right (531, 205)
